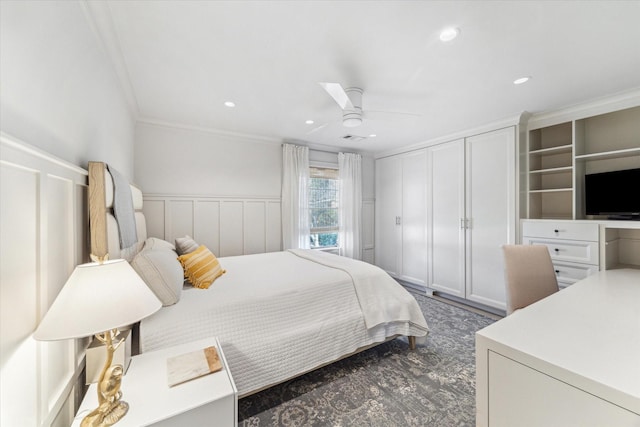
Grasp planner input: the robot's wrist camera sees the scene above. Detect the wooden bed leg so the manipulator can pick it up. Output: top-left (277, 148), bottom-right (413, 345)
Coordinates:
top-left (408, 336), bottom-right (416, 350)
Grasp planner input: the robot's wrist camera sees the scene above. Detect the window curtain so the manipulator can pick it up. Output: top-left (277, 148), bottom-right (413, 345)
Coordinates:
top-left (338, 152), bottom-right (362, 259)
top-left (281, 144), bottom-right (310, 250)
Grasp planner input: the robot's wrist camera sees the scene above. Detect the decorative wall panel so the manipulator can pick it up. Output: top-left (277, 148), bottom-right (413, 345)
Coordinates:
top-left (0, 133), bottom-right (88, 427)
top-left (143, 196), bottom-right (283, 257)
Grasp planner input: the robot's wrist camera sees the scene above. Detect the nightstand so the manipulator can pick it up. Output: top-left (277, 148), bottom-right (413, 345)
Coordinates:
top-left (72, 337), bottom-right (237, 426)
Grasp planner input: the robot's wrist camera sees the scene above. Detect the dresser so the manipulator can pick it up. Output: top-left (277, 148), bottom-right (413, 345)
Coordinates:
top-left (521, 220), bottom-right (600, 288)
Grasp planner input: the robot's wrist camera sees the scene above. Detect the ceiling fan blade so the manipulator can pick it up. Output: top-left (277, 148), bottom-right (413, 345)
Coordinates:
top-left (318, 82), bottom-right (354, 110)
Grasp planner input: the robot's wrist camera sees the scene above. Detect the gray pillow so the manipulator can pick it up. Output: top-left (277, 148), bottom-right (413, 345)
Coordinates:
top-left (131, 241), bottom-right (183, 306)
top-left (175, 235), bottom-right (199, 255)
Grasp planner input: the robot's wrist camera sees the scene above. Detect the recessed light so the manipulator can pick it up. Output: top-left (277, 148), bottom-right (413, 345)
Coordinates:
top-left (369, 134), bottom-right (377, 138)
top-left (305, 120), bottom-right (314, 125)
top-left (224, 101), bottom-right (236, 107)
top-left (513, 76), bottom-right (531, 85)
top-left (439, 27), bottom-right (460, 42)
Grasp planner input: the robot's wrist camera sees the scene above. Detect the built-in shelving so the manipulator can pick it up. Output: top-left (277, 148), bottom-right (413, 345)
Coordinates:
top-left (529, 188), bottom-right (573, 193)
top-left (529, 166), bottom-right (573, 174)
top-left (529, 144), bottom-right (573, 156)
top-left (574, 147), bottom-right (640, 161)
top-left (527, 104), bottom-right (640, 220)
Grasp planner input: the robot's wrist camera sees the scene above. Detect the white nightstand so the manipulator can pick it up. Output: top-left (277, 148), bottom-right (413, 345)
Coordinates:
top-left (72, 337), bottom-right (237, 427)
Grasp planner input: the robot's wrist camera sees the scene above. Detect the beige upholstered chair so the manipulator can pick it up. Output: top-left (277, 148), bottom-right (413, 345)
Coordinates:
top-left (502, 245), bottom-right (559, 315)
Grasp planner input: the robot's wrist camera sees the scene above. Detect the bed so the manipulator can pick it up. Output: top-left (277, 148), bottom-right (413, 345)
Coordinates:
top-left (88, 161), bottom-right (429, 397)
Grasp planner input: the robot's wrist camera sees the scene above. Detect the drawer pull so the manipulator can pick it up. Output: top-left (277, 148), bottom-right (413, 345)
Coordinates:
top-left (554, 229), bottom-right (559, 233)
top-left (555, 270), bottom-right (560, 274)
top-left (554, 248), bottom-right (560, 252)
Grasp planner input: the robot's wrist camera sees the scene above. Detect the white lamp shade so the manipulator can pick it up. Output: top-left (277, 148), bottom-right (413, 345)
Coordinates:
top-left (34, 259), bottom-right (162, 341)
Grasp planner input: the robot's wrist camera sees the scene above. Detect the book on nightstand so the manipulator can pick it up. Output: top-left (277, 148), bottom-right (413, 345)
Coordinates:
top-left (166, 346), bottom-right (222, 387)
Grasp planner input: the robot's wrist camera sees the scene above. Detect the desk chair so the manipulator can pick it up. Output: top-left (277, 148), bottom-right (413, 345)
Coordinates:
top-left (502, 245), bottom-right (559, 315)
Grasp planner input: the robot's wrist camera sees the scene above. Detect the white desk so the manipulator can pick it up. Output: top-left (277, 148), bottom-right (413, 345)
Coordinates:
top-left (476, 269), bottom-right (640, 427)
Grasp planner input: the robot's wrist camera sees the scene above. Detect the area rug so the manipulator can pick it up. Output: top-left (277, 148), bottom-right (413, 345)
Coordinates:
top-left (238, 293), bottom-right (496, 427)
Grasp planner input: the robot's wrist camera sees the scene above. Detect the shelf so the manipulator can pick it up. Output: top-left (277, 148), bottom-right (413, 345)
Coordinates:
top-left (529, 166), bottom-right (573, 175)
top-left (529, 188), bottom-right (573, 194)
top-left (529, 144), bottom-right (573, 156)
top-left (575, 147), bottom-right (640, 161)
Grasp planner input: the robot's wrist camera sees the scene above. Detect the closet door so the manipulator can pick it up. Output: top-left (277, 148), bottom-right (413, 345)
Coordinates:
top-left (375, 155), bottom-right (401, 277)
top-left (428, 140), bottom-right (466, 297)
top-left (400, 150), bottom-right (427, 285)
top-left (465, 127), bottom-right (516, 309)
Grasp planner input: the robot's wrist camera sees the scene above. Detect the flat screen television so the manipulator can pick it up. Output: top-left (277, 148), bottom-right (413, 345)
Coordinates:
top-left (585, 168), bottom-right (640, 219)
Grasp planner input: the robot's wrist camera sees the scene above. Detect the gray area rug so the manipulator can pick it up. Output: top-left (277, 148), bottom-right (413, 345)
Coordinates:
top-left (238, 293), bottom-right (496, 426)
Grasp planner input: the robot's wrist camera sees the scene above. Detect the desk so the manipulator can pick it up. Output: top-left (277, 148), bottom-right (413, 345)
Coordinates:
top-left (476, 269), bottom-right (640, 426)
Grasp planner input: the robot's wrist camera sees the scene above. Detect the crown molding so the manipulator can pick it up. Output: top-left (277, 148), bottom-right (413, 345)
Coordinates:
top-left (81, 0), bottom-right (139, 116)
top-left (527, 88), bottom-right (640, 130)
top-left (137, 117), bottom-right (283, 145)
top-left (374, 113), bottom-right (524, 159)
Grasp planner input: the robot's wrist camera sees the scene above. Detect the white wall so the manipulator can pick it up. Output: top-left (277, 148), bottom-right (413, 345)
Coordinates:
top-left (134, 121), bottom-right (376, 260)
top-left (0, 0), bottom-right (135, 180)
top-left (0, 2), bottom-right (136, 426)
top-left (135, 121), bottom-right (281, 197)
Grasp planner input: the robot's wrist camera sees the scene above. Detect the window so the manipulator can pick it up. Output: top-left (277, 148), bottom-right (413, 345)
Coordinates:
top-left (308, 167), bottom-right (339, 248)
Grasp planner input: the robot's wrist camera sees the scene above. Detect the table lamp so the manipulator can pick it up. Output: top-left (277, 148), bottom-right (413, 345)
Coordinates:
top-left (34, 259), bottom-right (161, 427)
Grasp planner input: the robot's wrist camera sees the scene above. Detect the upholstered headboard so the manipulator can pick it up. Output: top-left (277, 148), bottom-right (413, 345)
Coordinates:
top-left (88, 161), bottom-right (147, 261)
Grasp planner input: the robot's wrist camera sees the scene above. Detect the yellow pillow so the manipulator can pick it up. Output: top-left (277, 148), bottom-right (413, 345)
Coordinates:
top-left (178, 245), bottom-right (226, 289)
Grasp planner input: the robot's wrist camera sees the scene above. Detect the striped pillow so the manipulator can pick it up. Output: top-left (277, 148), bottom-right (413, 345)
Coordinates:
top-left (178, 245), bottom-right (226, 289)
top-left (175, 235), bottom-right (200, 255)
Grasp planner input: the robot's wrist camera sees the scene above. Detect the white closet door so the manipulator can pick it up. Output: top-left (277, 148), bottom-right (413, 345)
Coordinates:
top-left (375, 155), bottom-right (401, 277)
top-left (400, 149), bottom-right (427, 285)
top-left (428, 139), bottom-right (466, 297)
top-left (465, 127), bottom-right (516, 309)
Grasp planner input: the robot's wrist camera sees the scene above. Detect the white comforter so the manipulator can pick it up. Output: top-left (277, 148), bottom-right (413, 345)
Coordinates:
top-left (140, 250), bottom-right (429, 396)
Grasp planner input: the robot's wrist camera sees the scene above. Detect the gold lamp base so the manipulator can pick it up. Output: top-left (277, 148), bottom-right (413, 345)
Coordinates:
top-left (81, 330), bottom-right (129, 427)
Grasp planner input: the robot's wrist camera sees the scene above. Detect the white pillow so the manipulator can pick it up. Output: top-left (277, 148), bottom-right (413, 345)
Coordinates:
top-left (131, 243), bottom-right (183, 306)
top-left (175, 235), bottom-right (199, 255)
top-left (145, 237), bottom-right (175, 251)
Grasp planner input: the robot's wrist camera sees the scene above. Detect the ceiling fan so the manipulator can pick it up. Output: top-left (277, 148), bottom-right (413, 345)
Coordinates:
top-left (311, 82), bottom-right (421, 134)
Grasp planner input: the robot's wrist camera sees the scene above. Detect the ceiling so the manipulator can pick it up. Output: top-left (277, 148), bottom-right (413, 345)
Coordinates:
top-left (92, 1), bottom-right (640, 154)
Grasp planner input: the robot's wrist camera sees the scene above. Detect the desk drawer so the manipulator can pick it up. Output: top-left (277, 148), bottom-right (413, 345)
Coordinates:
top-left (522, 221), bottom-right (599, 241)
top-left (523, 237), bottom-right (599, 265)
top-left (553, 261), bottom-right (599, 287)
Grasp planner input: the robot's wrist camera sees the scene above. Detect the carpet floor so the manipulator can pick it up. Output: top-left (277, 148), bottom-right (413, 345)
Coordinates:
top-left (238, 293), bottom-right (496, 427)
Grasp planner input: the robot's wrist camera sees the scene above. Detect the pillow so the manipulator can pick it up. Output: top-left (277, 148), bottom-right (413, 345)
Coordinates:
top-left (178, 245), bottom-right (226, 289)
top-left (131, 244), bottom-right (184, 306)
top-left (145, 237), bottom-right (175, 251)
top-left (175, 235), bottom-right (200, 256)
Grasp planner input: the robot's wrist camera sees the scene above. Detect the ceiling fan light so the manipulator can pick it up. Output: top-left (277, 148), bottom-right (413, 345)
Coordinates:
top-left (343, 117), bottom-right (362, 127)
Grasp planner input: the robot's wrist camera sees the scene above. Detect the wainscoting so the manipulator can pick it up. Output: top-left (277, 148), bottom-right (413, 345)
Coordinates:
top-left (143, 195), bottom-right (376, 262)
top-left (0, 133), bottom-right (89, 427)
top-left (362, 199), bottom-right (375, 264)
top-left (143, 195), bottom-right (283, 256)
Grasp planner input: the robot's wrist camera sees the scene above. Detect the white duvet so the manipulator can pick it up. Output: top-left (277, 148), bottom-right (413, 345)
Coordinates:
top-left (140, 250), bottom-right (429, 396)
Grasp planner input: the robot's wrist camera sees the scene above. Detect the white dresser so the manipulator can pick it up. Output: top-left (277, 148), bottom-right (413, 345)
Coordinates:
top-left (521, 220), bottom-right (600, 288)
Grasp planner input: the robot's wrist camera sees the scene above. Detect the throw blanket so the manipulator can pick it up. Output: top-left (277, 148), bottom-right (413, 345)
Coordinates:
top-left (106, 164), bottom-right (137, 250)
top-left (288, 249), bottom-right (429, 334)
